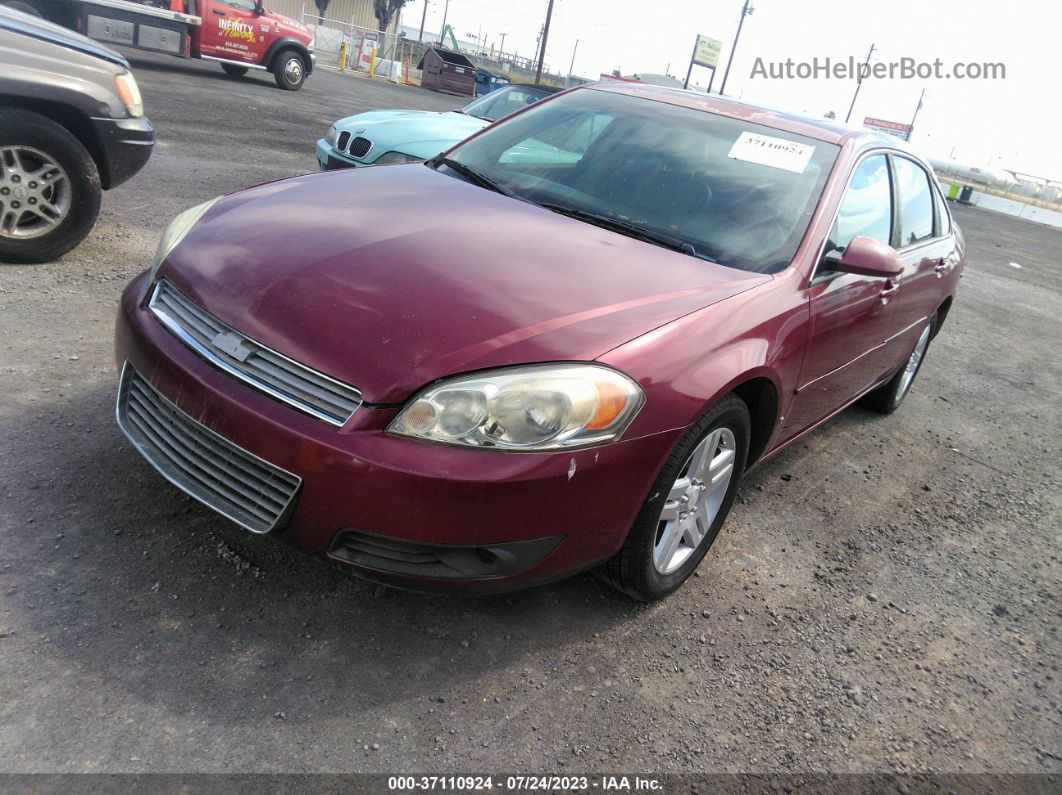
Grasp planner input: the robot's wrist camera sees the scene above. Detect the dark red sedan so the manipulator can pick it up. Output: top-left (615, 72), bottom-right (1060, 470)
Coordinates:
top-left (114, 83), bottom-right (963, 600)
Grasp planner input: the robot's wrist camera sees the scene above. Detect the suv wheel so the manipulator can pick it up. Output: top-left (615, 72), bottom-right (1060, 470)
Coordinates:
top-left (0, 110), bottom-right (102, 264)
top-left (272, 49), bottom-right (306, 91)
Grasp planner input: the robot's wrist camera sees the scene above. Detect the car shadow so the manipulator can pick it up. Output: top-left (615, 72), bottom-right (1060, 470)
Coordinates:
top-left (2, 378), bottom-right (886, 729)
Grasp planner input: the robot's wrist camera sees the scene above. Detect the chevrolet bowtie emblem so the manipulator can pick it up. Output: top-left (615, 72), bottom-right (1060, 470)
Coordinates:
top-left (211, 330), bottom-right (254, 362)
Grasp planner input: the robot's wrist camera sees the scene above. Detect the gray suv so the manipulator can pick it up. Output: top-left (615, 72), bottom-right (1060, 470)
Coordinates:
top-left (0, 5), bottom-right (154, 263)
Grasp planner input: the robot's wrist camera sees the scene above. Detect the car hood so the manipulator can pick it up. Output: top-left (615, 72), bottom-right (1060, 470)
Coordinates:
top-left (264, 11), bottom-right (311, 39)
top-left (163, 165), bottom-right (770, 404)
top-left (334, 110), bottom-right (488, 157)
top-left (0, 5), bottom-right (127, 67)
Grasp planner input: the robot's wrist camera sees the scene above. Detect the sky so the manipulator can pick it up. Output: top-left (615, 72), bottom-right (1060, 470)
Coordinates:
top-left (398, 0), bottom-right (1062, 178)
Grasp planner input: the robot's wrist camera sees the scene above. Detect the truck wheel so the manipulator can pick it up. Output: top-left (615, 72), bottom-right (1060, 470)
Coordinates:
top-left (221, 63), bottom-right (249, 78)
top-left (0, 110), bottom-right (102, 264)
top-left (272, 49), bottom-right (306, 91)
top-left (1, 1), bottom-right (43, 17)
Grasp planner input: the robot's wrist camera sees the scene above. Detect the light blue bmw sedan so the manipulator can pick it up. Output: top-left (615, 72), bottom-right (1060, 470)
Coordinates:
top-left (316, 83), bottom-right (561, 170)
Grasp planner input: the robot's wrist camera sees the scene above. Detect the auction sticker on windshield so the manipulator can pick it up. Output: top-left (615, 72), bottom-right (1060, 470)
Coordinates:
top-left (727, 131), bottom-right (815, 173)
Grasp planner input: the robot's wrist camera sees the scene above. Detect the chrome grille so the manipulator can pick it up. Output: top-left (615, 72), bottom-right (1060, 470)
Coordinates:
top-left (116, 364), bottom-right (301, 534)
top-left (336, 130), bottom-right (351, 151)
top-left (149, 280), bottom-right (362, 426)
top-left (348, 136), bottom-right (372, 158)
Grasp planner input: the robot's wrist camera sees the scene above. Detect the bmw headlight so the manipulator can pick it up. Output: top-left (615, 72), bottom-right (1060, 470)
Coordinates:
top-left (326, 124), bottom-right (337, 145)
top-left (374, 151), bottom-right (422, 164)
top-left (150, 197), bottom-right (221, 279)
top-left (389, 364), bottom-right (644, 451)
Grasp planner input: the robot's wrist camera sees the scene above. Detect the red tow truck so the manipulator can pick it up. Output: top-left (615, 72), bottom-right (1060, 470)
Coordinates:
top-left (3, 0), bottom-right (316, 89)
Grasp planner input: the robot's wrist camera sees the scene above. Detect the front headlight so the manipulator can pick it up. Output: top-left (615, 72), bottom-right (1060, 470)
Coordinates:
top-left (374, 151), bottom-right (422, 165)
top-left (114, 71), bottom-right (143, 118)
top-left (150, 197), bottom-right (221, 279)
top-left (389, 364), bottom-right (644, 451)
top-left (326, 124), bottom-right (337, 145)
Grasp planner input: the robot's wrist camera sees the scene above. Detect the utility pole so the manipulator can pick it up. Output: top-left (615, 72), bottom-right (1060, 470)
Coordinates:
top-left (417, 0), bottom-right (428, 43)
top-left (438, 0), bottom-right (449, 46)
top-left (719, 0), bottom-right (753, 96)
top-left (534, 0), bottom-right (555, 84)
top-left (907, 87), bottom-right (926, 141)
top-left (568, 38), bottom-right (579, 77)
top-left (844, 42), bottom-right (875, 123)
top-left (499, 32), bottom-right (507, 53)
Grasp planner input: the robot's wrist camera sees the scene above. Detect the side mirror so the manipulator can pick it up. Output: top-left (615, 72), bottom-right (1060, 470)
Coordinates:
top-left (253, 0), bottom-right (264, 13)
top-left (826, 235), bottom-right (902, 278)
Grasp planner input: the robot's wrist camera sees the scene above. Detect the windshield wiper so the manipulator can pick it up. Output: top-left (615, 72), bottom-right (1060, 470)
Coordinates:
top-left (538, 202), bottom-right (713, 261)
top-left (431, 157), bottom-right (514, 196)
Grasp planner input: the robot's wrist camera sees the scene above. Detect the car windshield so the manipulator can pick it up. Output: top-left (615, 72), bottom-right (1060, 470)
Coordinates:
top-left (460, 85), bottom-right (554, 122)
top-left (441, 89), bottom-right (840, 273)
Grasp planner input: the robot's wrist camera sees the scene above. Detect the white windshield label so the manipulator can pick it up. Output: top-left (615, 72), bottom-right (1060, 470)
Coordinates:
top-left (728, 132), bottom-right (815, 173)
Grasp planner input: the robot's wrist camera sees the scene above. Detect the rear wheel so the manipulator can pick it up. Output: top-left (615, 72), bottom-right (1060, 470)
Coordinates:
top-left (272, 49), bottom-right (306, 91)
top-left (221, 63), bottom-right (249, 78)
top-left (599, 394), bottom-right (750, 601)
top-left (862, 315), bottom-right (935, 414)
top-left (0, 110), bottom-right (101, 264)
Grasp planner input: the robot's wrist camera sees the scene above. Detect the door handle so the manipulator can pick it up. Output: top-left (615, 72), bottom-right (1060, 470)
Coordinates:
top-left (880, 279), bottom-right (900, 304)
top-left (934, 257), bottom-right (948, 276)
top-left (212, 8), bottom-right (225, 13)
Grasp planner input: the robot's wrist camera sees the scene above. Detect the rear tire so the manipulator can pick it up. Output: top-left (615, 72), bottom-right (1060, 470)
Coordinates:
top-left (599, 394), bottom-right (750, 601)
top-left (861, 315), bottom-right (936, 414)
top-left (221, 63), bottom-right (249, 78)
top-left (0, 110), bottom-right (101, 264)
top-left (272, 49), bottom-right (306, 91)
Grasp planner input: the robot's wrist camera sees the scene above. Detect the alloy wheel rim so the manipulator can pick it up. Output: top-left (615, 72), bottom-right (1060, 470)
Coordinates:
top-left (653, 426), bottom-right (736, 575)
top-left (285, 58), bottom-right (303, 83)
top-left (896, 324), bottom-right (931, 401)
top-left (0, 145), bottom-right (71, 240)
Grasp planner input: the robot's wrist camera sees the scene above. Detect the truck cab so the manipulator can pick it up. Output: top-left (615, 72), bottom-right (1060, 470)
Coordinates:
top-left (2, 0), bottom-right (316, 89)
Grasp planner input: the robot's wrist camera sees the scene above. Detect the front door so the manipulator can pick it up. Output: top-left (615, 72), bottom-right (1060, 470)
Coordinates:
top-left (782, 153), bottom-right (900, 437)
top-left (199, 0), bottom-right (267, 64)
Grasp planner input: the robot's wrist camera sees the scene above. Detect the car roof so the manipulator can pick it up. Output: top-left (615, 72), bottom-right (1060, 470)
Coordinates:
top-left (584, 81), bottom-right (910, 152)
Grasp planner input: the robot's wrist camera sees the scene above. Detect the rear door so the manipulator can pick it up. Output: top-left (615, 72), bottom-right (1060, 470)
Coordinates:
top-left (782, 152), bottom-right (901, 436)
top-left (198, 0), bottom-right (267, 64)
top-left (883, 154), bottom-right (955, 359)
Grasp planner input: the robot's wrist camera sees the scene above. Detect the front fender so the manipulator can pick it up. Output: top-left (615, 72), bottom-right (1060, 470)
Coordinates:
top-left (599, 269), bottom-right (809, 449)
top-left (265, 38), bottom-right (314, 75)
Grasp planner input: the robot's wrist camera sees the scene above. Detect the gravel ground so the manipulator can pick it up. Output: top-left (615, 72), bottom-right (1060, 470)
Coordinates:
top-left (0, 52), bottom-right (1059, 776)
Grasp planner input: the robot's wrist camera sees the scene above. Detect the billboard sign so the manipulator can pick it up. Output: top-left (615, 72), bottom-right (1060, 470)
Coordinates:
top-left (692, 34), bottom-right (722, 68)
top-left (863, 116), bottom-right (913, 140)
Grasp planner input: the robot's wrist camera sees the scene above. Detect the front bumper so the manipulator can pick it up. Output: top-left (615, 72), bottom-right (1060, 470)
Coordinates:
top-left (315, 138), bottom-right (360, 171)
top-left (91, 115), bottom-right (155, 189)
top-left (114, 272), bottom-right (680, 593)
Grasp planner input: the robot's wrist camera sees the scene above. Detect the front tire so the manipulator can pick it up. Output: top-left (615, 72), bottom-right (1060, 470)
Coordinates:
top-left (862, 315), bottom-right (935, 414)
top-left (599, 394), bottom-right (751, 601)
top-left (221, 63), bottom-right (249, 78)
top-left (0, 110), bottom-right (102, 264)
top-left (272, 49), bottom-right (306, 91)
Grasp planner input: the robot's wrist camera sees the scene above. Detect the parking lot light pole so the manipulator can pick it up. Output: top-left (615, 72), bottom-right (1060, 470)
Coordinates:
top-left (534, 0), bottom-right (556, 84)
top-left (719, 0), bottom-right (753, 96)
top-left (418, 0), bottom-right (428, 42)
top-left (568, 38), bottom-right (579, 78)
top-left (845, 42), bottom-right (876, 123)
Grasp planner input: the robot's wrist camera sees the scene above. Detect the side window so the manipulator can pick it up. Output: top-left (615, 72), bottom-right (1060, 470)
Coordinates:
top-left (220, 0), bottom-right (257, 10)
top-left (932, 182), bottom-right (951, 236)
top-left (831, 154), bottom-right (892, 253)
top-left (893, 156), bottom-right (935, 246)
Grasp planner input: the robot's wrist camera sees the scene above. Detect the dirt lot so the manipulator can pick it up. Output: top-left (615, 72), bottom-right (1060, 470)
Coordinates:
top-left (0, 53), bottom-right (1059, 776)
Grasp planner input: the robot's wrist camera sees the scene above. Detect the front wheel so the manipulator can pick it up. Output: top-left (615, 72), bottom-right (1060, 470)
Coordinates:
top-left (272, 50), bottom-right (306, 91)
top-left (221, 63), bottom-right (249, 78)
top-left (0, 110), bottom-right (102, 264)
top-left (599, 394), bottom-right (751, 601)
